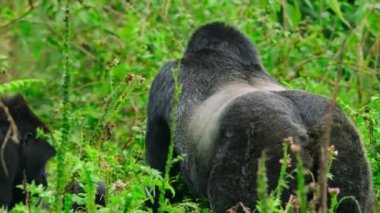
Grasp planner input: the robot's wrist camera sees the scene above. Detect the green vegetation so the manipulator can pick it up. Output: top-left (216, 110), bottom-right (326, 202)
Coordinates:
top-left (0, 0), bottom-right (379, 212)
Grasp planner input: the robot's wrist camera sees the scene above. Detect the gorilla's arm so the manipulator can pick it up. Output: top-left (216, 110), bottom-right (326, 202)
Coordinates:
top-left (145, 61), bottom-right (178, 173)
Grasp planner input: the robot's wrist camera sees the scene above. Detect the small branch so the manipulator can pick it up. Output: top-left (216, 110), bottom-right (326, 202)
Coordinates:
top-left (319, 33), bottom-right (350, 213)
top-left (0, 100), bottom-right (19, 178)
top-left (280, 0), bottom-right (288, 31)
top-left (294, 53), bottom-right (327, 70)
top-left (0, 1), bottom-right (38, 29)
top-left (0, 101), bottom-right (20, 143)
top-left (28, 0), bottom-right (34, 9)
top-left (22, 170), bottom-right (30, 211)
top-left (1, 127), bottom-right (12, 177)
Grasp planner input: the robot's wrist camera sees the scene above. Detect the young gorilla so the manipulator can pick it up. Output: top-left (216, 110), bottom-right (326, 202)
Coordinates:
top-left (0, 94), bottom-right (55, 209)
top-left (146, 22), bottom-right (374, 212)
top-left (66, 180), bottom-right (106, 210)
top-left (0, 95), bottom-right (107, 210)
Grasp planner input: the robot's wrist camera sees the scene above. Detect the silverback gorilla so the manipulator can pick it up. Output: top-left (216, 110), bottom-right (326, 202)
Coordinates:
top-left (145, 22), bottom-right (374, 212)
top-left (0, 94), bottom-right (55, 209)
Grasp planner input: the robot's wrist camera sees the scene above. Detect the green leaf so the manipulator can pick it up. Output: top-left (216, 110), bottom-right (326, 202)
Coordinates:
top-left (0, 79), bottom-right (46, 95)
top-left (325, 0), bottom-right (351, 28)
top-left (286, 2), bottom-right (301, 29)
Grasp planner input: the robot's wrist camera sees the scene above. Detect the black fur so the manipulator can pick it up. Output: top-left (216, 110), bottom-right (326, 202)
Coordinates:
top-left (0, 94), bottom-right (55, 209)
top-left (145, 22), bottom-right (374, 212)
top-left (66, 180), bottom-right (106, 210)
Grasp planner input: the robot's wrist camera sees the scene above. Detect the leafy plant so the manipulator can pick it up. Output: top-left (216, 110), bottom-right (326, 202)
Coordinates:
top-left (0, 0), bottom-right (378, 212)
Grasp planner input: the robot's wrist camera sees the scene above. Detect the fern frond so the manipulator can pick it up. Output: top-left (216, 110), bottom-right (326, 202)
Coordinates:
top-left (0, 79), bottom-right (45, 95)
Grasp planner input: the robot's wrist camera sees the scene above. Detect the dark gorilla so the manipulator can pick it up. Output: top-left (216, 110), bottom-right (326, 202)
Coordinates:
top-left (0, 95), bottom-right (107, 210)
top-left (0, 94), bottom-right (55, 209)
top-left (66, 180), bottom-right (106, 210)
top-left (145, 22), bottom-right (374, 212)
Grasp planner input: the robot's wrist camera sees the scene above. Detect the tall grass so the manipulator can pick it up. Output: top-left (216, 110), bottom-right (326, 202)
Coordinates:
top-left (55, 0), bottom-right (72, 211)
top-left (158, 64), bottom-right (182, 211)
top-left (0, 0), bottom-right (378, 212)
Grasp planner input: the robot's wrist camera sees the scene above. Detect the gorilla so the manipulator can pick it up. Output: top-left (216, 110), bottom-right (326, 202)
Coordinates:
top-left (145, 22), bottom-right (374, 212)
top-left (66, 180), bottom-right (106, 210)
top-left (0, 94), bottom-right (55, 209)
top-left (0, 95), bottom-right (107, 210)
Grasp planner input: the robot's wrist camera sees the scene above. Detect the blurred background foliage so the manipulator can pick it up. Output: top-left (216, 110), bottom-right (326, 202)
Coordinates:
top-left (0, 0), bottom-right (379, 212)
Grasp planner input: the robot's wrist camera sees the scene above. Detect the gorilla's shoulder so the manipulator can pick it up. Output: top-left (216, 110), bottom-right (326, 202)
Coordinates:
top-left (152, 61), bottom-right (179, 84)
top-left (148, 61), bottom-right (179, 119)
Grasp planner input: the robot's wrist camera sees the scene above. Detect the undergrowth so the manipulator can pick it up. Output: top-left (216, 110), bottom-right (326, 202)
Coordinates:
top-left (0, 0), bottom-right (379, 212)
